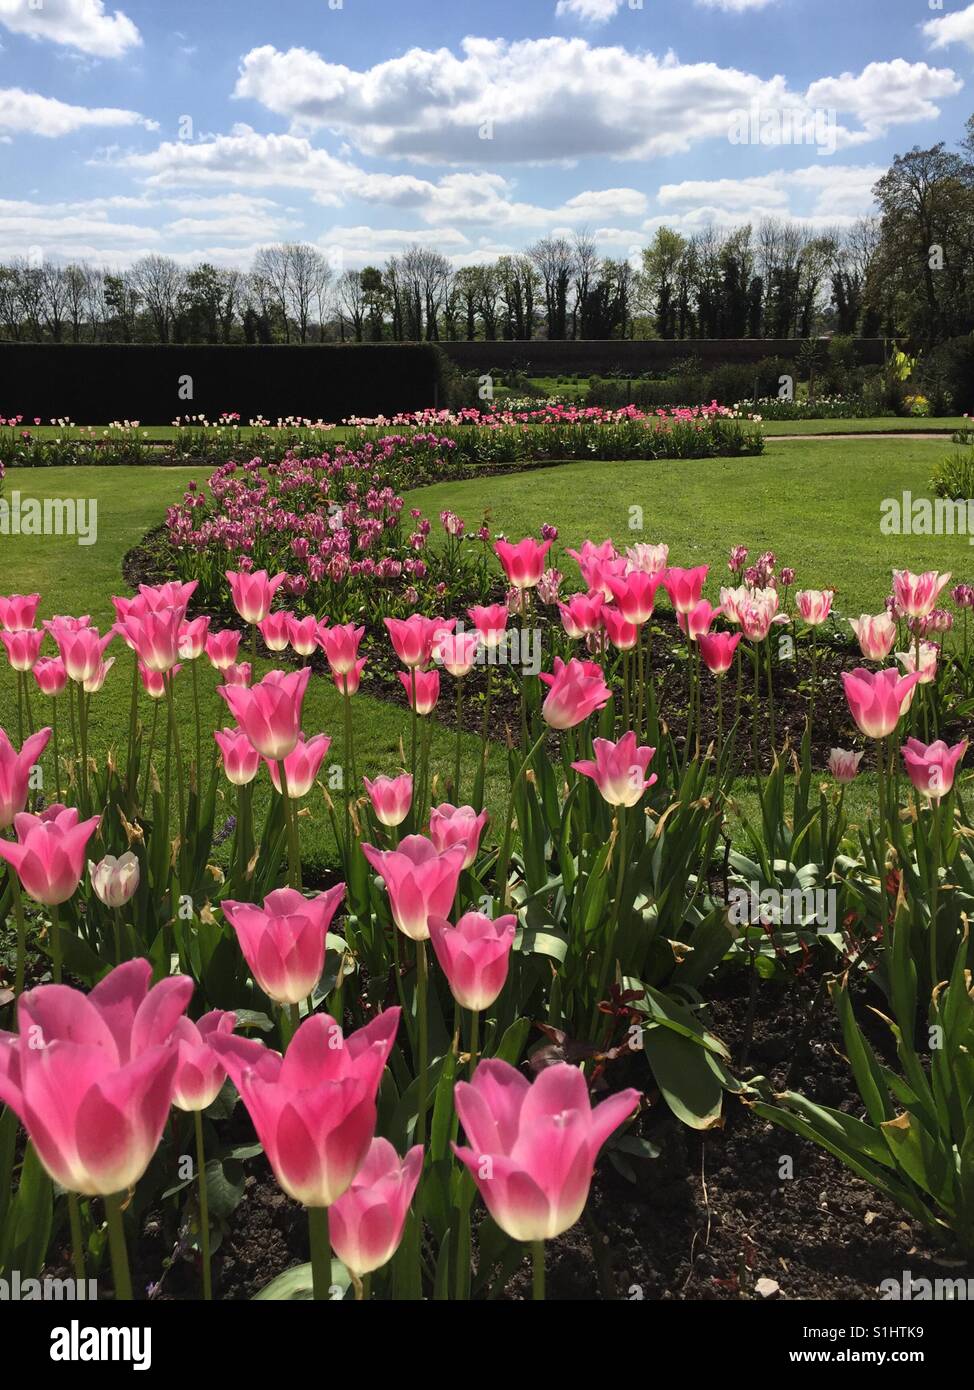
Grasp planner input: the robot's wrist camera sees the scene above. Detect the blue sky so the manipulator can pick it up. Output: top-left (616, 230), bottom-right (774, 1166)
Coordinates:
top-left (0, 0), bottom-right (971, 270)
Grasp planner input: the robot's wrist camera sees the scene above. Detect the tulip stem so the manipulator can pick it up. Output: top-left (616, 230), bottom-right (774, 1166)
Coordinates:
top-left (416, 940), bottom-right (429, 1146)
top-left (50, 903), bottom-right (62, 985)
top-left (497, 731), bottom-right (548, 911)
top-left (126, 655), bottom-right (139, 795)
top-left (191, 660), bottom-right (202, 782)
top-left (52, 696), bottom-right (62, 803)
top-left (279, 763), bottom-right (302, 890)
top-left (454, 679), bottom-right (463, 800)
top-left (343, 692), bottom-right (352, 857)
top-left (140, 701), bottom-right (159, 809)
top-left (113, 908), bottom-right (123, 963)
top-left (68, 1192), bottom-right (86, 1282)
top-left (79, 687), bottom-right (90, 815)
top-left (531, 1241), bottom-right (545, 1301)
top-left (468, 1009), bottom-right (479, 1076)
top-left (308, 1205), bottom-right (332, 1301)
top-left (105, 1192), bottom-right (133, 1301)
top-left (194, 1110), bottom-right (212, 1301)
top-left (164, 678), bottom-right (185, 835)
top-left (8, 865), bottom-right (26, 996)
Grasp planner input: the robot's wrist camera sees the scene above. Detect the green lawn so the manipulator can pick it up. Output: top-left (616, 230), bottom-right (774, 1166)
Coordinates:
top-left (0, 466), bottom-right (505, 876)
top-left (760, 417), bottom-right (966, 436)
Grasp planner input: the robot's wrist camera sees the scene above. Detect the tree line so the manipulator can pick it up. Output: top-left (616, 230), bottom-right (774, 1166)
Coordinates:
top-left (1, 114), bottom-right (970, 349)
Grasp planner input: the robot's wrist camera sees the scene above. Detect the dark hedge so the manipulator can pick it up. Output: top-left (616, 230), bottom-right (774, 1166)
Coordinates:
top-left (0, 342), bottom-right (450, 425)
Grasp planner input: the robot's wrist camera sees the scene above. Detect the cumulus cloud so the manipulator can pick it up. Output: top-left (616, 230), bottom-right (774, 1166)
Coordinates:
top-left (555, 0), bottom-right (623, 23)
top-left (232, 39), bottom-right (960, 166)
top-left (0, 0), bottom-right (140, 59)
top-left (0, 87), bottom-right (156, 137)
top-left (924, 2), bottom-right (974, 53)
top-left (656, 164), bottom-right (884, 219)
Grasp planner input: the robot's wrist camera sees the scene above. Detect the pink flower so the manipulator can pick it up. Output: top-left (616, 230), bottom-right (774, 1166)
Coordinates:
top-left (536, 569), bottom-right (563, 606)
top-left (287, 614), bottom-right (320, 658)
top-left (467, 604), bottom-right (508, 649)
top-left (399, 668), bottom-right (440, 715)
top-left (795, 590), bottom-right (834, 626)
top-left (0, 959), bottom-right (192, 1195)
top-left (329, 1138), bottom-right (423, 1276)
top-left (178, 616), bottom-right (210, 662)
top-left (0, 593), bottom-right (41, 632)
top-left (663, 565), bottom-right (709, 615)
top-left (433, 629), bottom-right (481, 678)
top-left (83, 658), bottom-right (115, 695)
top-left (1, 629), bottom-right (44, 672)
top-left (361, 836), bottom-right (466, 942)
top-left (223, 661), bottom-right (252, 688)
top-left (901, 738), bottom-right (967, 800)
top-left (318, 622), bottom-right (366, 677)
top-left (539, 657), bottom-right (612, 730)
top-left (719, 585), bottom-right (749, 626)
top-left (218, 667), bottom-right (311, 760)
top-left (334, 658), bottom-right (367, 696)
top-left (827, 748), bottom-right (863, 783)
top-left (139, 663), bottom-right (180, 699)
top-left (266, 733), bottom-right (332, 798)
top-left (117, 607), bottom-right (183, 674)
top-left (210, 1008), bottom-right (401, 1207)
top-left (558, 592), bottom-right (604, 640)
top-left (842, 667), bottom-right (922, 739)
top-left (205, 629), bottom-right (242, 671)
top-left (429, 804), bottom-right (489, 869)
top-left (363, 774), bottom-right (413, 828)
top-left (171, 1011), bottom-right (238, 1113)
top-left (53, 625), bottom-right (114, 684)
top-left (678, 600), bottom-right (723, 643)
top-left (214, 727), bottom-right (261, 787)
top-left (0, 727), bottom-right (52, 829)
top-left (429, 911), bottom-right (516, 1011)
top-left (896, 642), bottom-right (939, 686)
top-left (698, 630), bottom-right (742, 676)
top-left (892, 570), bottom-right (951, 620)
top-left (221, 885), bottom-right (346, 1006)
top-left (739, 592), bottom-right (779, 642)
top-left (89, 852), bottom-right (140, 908)
top-left (625, 543), bottom-right (669, 576)
top-left (33, 658), bottom-right (67, 697)
top-left (494, 537), bottom-right (552, 591)
top-left (259, 611), bottom-right (292, 653)
top-left (849, 613), bottom-right (897, 662)
top-left (0, 806), bottom-right (101, 905)
top-left (607, 571), bottom-right (662, 625)
top-left (385, 615), bottom-right (455, 669)
top-left (572, 732), bottom-right (657, 807)
top-left (453, 1060), bottom-right (640, 1241)
top-left (603, 606), bottom-right (638, 651)
top-left (226, 569), bottom-right (287, 625)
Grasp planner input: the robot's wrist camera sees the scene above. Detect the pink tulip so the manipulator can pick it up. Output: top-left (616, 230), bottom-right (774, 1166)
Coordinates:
top-left (334, 658), bottom-right (367, 696)
top-left (89, 852), bottom-right (140, 908)
top-left (495, 537), bottom-right (552, 591)
top-left (434, 630), bottom-right (481, 677)
top-left (0, 593), bottom-right (41, 632)
top-left (83, 658), bottom-right (115, 696)
top-left (719, 585), bottom-right (748, 626)
top-left (317, 622), bottom-right (365, 676)
top-left (892, 569), bottom-right (951, 620)
top-left (603, 607), bottom-right (638, 651)
top-left (139, 663), bottom-right (180, 699)
top-left (178, 616), bottom-right (210, 661)
top-left (625, 543), bottom-right (669, 576)
top-left (226, 569), bottom-right (287, 626)
top-left (539, 657), bottom-right (612, 730)
top-left (582, 556), bottom-right (628, 602)
top-left (399, 668), bottom-right (440, 715)
top-left (287, 614), bottom-right (320, 658)
top-left (827, 748), bottom-right (863, 783)
top-left (0, 727), bottom-right (51, 829)
top-left (53, 624), bottom-right (114, 684)
top-left (171, 1011), bottom-right (238, 1113)
top-left (467, 604), bottom-right (508, 649)
top-left (607, 571), bottom-right (662, 625)
top-left (117, 607), bottom-right (183, 674)
top-left (739, 593), bottom-right (778, 642)
top-left (266, 733), bottom-right (332, 798)
top-left (678, 600), bottom-right (723, 643)
top-left (385, 615), bottom-right (455, 669)
top-left (205, 629), bottom-right (242, 671)
top-left (572, 732), bottom-right (657, 807)
top-left (0, 805), bottom-right (101, 906)
top-left (139, 580), bottom-right (197, 613)
top-left (222, 885), bottom-right (346, 1006)
top-left (218, 667), bottom-right (311, 760)
top-left (259, 611), bottom-right (292, 653)
top-left (223, 661), bottom-right (252, 688)
top-left (429, 803), bottom-right (489, 869)
top-left (1, 625), bottom-right (45, 674)
top-left (453, 1060), bottom-right (640, 1242)
top-left (329, 1138), bottom-right (423, 1276)
top-left (0, 959), bottom-right (192, 1195)
top-left (901, 738), bottom-right (967, 800)
top-left (842, 667), bottom-right (922, 739)
top-left (897, 642), bottom-right (939, 686)
top-left (33, 657), bottom-right (67, 697)
top-left (210, 1008), bottom-right (401, 1207)
top-left (796, 590), bottom-right (834, 626)
top-left (698, 630), bottom-right (742, 675)
top-left (361, 836), bottom-right (466, 941)
top-left (429, 911), bottom-right (517, 1011)
top-left (849, 613), bottom-right (897, 662)
top-left (663, 565), bottom-right (709, 615)
top-left (214, 727), bottom-right (261, 787)
top-left (558, 592), bottom-right (604, 640)
top-left (363, 774), bottom-right (413, 828)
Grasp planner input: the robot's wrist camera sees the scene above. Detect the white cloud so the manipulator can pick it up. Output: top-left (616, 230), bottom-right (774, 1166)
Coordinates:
top-left (0, 87), bottom-right (156, 137)
top-left (232, 39), bottom-right (960, 166)
top-left (657, 164), bottom-right (884, 218)
top-left (555, 0), bottom-right (623, 23)
top-left (694, 0), bottom-right (778, 11)
top-left (924, 3), bottom-right (974, 54)
top-left (0, 0), bottom-right (140, 59)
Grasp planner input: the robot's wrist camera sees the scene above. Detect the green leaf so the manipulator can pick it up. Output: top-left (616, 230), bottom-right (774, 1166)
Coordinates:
top-left (643, 1024), bottom-right (724, 1129)
top-left (253, 1258), bottom-right (351, 1301)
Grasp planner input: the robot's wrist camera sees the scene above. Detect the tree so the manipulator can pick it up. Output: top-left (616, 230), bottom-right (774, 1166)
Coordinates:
top-left (638, 228), bottom-right (687, 339)
top-left (336, 269), bottom-right (367, 341)
top-left (529, 236), bottom-right (574, 340)
top-left (127, 256), bottom-right (183, 343)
